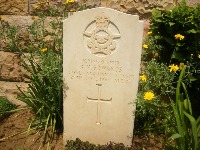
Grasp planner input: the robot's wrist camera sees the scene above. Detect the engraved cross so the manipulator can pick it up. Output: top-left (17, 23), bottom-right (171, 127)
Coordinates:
top-left (87, 84), bottom-right (112, 125)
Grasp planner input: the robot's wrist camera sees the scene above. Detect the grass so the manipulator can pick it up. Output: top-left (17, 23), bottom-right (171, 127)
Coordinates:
top-left (0, 96), bottom-right (16, 121)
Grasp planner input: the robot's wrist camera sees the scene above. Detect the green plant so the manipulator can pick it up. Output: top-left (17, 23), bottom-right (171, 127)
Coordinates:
top-left (65, 138), bottom-right (130, 150)
top-left (149, 1), bottom-right (200, 63)
top-left (0, 17), bottom-right (21, 51)
top-left (135, 60), bottom-right (175, 135)
top-left (0, 96), bottom-right (16, 120)
top-left (169, 66), bottom-right (200, 150)
top-left (31, 0), bottom-right (87, 17)
top-left (147, 1), bottom-right (200, 117)
top-left (15, 8), bottom-right (64, 147)
top-left (17, 47), bottom-right (63, 144)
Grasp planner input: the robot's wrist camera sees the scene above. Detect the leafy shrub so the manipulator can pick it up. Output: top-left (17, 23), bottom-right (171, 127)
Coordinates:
top-left (0, 96), bottom-right (16, 120)
top-left (135, 60), bottom-right (175, 135)
top-left (149, 1), bottom-right (200, 64)
top-left (147, 0), bottom-right (200, 118)
top-left (135, 0), bottom-right (200, 147)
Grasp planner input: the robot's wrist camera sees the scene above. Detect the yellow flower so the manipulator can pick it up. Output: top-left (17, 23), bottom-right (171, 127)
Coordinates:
top-left (66, 0), bottom-right (74, 4)
top-left (175, 34), bottom-right (185, 40)
top-left (147, 31), bottom-right (152, 35)
top-left (179, 62), bottom-right (185, 70)
top-left (33, 5), bottom-right (40, 9)
top-left (140, 75), bottom-right (147, 82)
top-left (198, 54), bottom-right (200, 59)
top-left (144, 92), bottom-right (155, 101)
top-left (142, 44), bottom-right (148, 49)
top-left (41, 48), bottom-right (47, 52)
top-left (0, 15), bottom-right (3, 20)
top-left (169, 64), bottom-right (179, 72)
top-left (179, 35), bottom-right (184, 40)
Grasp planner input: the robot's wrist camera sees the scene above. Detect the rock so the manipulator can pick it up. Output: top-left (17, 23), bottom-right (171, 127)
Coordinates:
top-left (0, 51), bottom-right (24, 82)
top-left (186, 0), bottom-right (200, 7)
top-left (77, 0), bottom-right (100, 7)
top-left (0, 0), bottom-right (28, 15)
top-left (0, 81), bottom-right (28, 107)
top-left (101, 0), bottom-right (179, 19)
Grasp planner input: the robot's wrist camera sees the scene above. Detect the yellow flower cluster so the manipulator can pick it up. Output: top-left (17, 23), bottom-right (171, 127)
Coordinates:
top-left (41, 48), bottom-right (47, 52)
top-left (147, 31), bottom-right (152, 35)
top-left (175, 34), bottom-right (184, 40)
top-left (142, 44), bottom-right (148, 49)
top-left (140, 75), bottom-right (147, 82)
top-left (144, 92), bottom-right (155, 101)
top-left (66, 0), bottom-right (74, 4)
top-left (198, 54), bottom-right (200, 59)
top-left (169, 64), bottom-right (179, 72)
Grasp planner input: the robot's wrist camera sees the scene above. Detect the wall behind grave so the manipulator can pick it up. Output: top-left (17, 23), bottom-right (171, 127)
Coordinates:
top-left (0, 0), bottom-right (200, 106)
top-left (1, 0), bottom-right (200, 16)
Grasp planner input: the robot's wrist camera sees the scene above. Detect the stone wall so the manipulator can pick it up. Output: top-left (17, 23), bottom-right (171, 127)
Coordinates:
top-left (0, 0), bottom-right (200, 106)
top-left (1, 0), bottom-right (200, 16)
top-left (0, 51), bottom-right (28, 106)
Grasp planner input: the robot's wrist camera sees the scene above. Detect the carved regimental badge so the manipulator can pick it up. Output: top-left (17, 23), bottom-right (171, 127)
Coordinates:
top-left (84, 14), bottom-right (121, 56)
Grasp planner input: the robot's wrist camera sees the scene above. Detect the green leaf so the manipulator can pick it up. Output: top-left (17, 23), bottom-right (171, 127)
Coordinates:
top-left (170, 133), bottom-right (182, 140)
top-left (189, 77), bottom-right (197, 82)
top-left (152, 9), bottom-right (162, 18)
top-left (169, 22), bottom-right (175, 26)
top-left (184, 111), bottom-right (199, 150)
top-left (187, 29), bottom-right (197, 33)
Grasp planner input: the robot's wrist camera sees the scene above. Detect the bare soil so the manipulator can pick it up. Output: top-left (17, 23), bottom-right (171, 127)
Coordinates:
top-left (0, 110), bottom-right (163, 150)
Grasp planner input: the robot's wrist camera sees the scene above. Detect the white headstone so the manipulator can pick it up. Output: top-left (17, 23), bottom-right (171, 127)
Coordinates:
top-left (63, 7), bottom-right (143, 146)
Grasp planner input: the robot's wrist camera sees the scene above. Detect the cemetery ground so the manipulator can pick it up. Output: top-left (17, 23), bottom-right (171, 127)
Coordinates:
top-left (0, 109), bottom-right (163, 150)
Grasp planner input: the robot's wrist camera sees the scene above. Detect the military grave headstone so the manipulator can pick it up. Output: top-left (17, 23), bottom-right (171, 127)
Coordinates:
top-left (63, 7), bottom-right (143, 146)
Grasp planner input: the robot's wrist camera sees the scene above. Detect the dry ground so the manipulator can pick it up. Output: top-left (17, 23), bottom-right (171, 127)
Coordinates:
top-left (0, 110), bottom-right (163, 150)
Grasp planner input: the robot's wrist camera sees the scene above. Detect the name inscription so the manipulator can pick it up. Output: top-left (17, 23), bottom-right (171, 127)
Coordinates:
top-left (69, 59), bottom-right (134, 83)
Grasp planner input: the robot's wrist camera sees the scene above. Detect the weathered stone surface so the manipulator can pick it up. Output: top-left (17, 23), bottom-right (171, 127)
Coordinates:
top-left (0, 81), bottom-right (28, 107)
top-left (186, 0), bottom-right (200, 7)
top-left (101, 0), bottom-right (179, 19)
top-left (0, 0), bottom-right (199, 16)
top-left (63, 7), bottom-right (143, 146)
top-left (0, 51), bottom-right (24, 81)
top-left (0, 15), bottom-right (34, 28)
top-left (77, 0), bottom-right (100, 7)
top-left (0, 0), bottom-right (28, 15)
